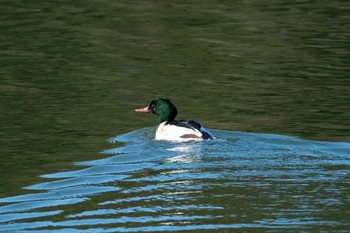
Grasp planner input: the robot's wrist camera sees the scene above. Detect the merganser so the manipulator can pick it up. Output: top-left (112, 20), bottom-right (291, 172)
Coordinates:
top-left (134, 98), bottom-right (213, 141)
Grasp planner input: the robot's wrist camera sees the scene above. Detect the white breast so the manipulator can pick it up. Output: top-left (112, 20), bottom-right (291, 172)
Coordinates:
top-left (155, 122), bottom-right (204, 141)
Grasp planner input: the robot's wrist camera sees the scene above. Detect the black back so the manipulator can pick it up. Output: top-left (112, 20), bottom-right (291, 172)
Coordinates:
top-left (166, 120), bottom-right (213, 140)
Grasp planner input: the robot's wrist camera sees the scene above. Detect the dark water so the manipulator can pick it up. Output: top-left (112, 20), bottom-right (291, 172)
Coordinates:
top-left (1, 0), bottom-right (349, 232)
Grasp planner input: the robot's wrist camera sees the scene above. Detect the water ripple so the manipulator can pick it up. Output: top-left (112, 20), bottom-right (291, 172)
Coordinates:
top-left (0, 128), bottom-right (349, 232)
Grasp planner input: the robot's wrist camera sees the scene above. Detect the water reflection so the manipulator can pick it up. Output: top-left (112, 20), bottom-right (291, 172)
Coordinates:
top-left (0, 128), bottom-right (349, 232)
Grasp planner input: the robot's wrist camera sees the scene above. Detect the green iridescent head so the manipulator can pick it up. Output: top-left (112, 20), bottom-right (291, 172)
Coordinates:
top-left (134, 98), bottom-right (178, 123)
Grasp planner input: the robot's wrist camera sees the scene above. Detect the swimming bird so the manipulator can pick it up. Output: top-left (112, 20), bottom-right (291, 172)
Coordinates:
top-left (134, 98), bottom-right (213, 141)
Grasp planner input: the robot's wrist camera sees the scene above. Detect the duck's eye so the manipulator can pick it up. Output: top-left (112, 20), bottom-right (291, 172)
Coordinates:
top-left (149, 104), bottom-right (156, 113)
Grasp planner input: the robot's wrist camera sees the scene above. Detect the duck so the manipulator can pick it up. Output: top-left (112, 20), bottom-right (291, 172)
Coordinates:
top-left (134, 98), bottom-right (213, 141)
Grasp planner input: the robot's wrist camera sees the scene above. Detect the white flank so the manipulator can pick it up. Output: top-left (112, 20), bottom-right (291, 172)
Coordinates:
top-left (155, 122), bottom-right (204, 142)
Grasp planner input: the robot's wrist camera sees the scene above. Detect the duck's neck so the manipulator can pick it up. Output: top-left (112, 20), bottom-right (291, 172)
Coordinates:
top-left (159, 115), bottom-right (171, 123)
top-left (158, 104), bottom-right (177, 123)
top-left (159, 112), bottom-right (177, 123)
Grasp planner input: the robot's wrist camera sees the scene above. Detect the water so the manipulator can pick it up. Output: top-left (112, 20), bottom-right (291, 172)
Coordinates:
top-left (0, 129), bottom-right (349, 232)
top-left (1, 0), bottom-right (350, 232)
